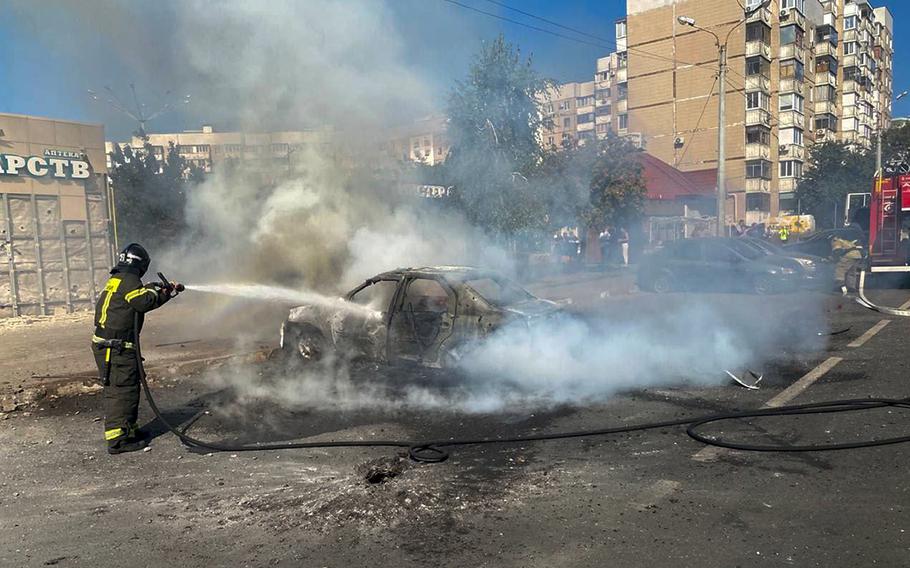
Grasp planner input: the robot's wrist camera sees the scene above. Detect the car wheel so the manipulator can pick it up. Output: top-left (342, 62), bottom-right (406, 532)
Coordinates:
top-left (651, 272), bottom-right (673, 294)
top-left (753, 274), bottom-right (777, 295)
top-left (282, 323), bottom-right (329, 362)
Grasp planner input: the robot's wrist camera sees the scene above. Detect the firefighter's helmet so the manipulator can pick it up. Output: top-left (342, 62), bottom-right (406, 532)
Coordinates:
top-left (116, 243), bottom-right (151, 277)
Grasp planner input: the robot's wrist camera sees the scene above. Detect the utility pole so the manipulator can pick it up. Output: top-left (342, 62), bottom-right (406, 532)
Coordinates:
top-left (678, 0), bottom-right (770, 237)
top-left (717, 43), bottom-right (727, 237)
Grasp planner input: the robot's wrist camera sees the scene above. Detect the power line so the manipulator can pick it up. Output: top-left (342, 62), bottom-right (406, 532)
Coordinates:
top-left (676, 75), bottom-right (719, 168)
top-left (442, 0), bottom-right (722, 78)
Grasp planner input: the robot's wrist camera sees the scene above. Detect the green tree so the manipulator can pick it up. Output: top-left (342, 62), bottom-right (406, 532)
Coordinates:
top-left (882, 121), bottom-right (910, 164)
top-left (581, 134), bottom-right (646, 231)
top-left (444, 35), bottom-right (554, 242)
top-left (795, 141), bottom-right (873, 228)
top-left (108, 140), bottom-right (201, 249)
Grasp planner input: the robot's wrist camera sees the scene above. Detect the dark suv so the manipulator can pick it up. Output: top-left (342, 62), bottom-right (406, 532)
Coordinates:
top-left (638, 237), bottom-right (816, 294)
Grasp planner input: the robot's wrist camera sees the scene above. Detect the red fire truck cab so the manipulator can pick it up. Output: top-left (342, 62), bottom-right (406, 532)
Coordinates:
top-left (868, 174), bottom-right (910, 273)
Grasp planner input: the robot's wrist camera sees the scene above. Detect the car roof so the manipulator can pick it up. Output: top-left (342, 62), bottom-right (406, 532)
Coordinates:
top-left (372, 265), bottom-right (496, 280)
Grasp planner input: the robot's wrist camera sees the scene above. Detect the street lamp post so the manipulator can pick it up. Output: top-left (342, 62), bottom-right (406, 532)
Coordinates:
top-left (877, 90), bottom-right (907, 176)
top-left (677, 0), bottom-right (770, 236)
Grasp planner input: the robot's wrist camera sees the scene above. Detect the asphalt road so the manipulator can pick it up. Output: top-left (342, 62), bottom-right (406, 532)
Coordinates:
top-left (1, 287), bottom-right (908, 567)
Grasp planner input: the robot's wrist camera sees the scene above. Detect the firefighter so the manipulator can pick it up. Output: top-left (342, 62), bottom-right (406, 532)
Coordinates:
top-left (91, 243), bottom-right (181, 454)
top-left (778, 225), bottom-right (790, 243)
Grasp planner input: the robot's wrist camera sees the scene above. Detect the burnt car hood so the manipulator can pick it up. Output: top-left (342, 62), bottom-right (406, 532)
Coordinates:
top-left (501, 298), bottom-right (562, 319)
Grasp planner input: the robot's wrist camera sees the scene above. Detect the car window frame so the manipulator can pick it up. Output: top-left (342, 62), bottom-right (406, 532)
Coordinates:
top-left (347, 277), bottom-right (400, 313)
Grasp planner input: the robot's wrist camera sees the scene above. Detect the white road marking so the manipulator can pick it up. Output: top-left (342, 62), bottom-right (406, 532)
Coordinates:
top-left (899, 297), bottom-right (910, 310)
top-left (692, 356), bottom-right (843, 462)
top-left (847, 319), bottom-right (890, 348)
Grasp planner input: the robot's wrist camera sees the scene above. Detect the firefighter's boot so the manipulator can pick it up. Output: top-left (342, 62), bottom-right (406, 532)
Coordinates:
top-left (106, 428), bottom-right (149, 455)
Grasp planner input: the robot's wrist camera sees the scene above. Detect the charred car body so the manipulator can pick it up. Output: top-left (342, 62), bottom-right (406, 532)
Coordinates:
top-left (280, 266), bottom-right (560, 367)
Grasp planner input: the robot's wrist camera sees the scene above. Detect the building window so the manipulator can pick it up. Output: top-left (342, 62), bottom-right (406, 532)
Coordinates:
top-left (596, 87), bottom-right (611, 101)
top-left (746, 159), bottom-right (771, 180)
top-left (547, 136), bottom-right (554, 146)
top-left (780, 0), bottom-right (804, 12)
top-left (577, 113), bottom-right (594, 124)
top-left (816, 25), bottom-right (837, 45)
top-left (815, 85), bottom-right (836, 102)
top-left (779, 93), bottom-right (804, 112)
top-left (746, 91), bottom-right (769, 110)
top-left (615, 20), bottom-right (627, 39)
top-left (844, 41), bottom-right (857, 56)
top-left (780, 59), bottom-right (804, 81)
top-left (780, 25), bottom-right (803, 47)
top-left (618, 114), bottom-right (628, 130)
top-left (563, 117), bottom-right (572, 128)
top-left (746, 125), bottom-right (771, 145)
top-left (844, 15), bottom-right (856, 30)
top-left (543, 102), bottom-right (554, 114)
top-left (745, 56), bottom-right (770, 77)
top-left (746, 192), bottom-right (771, 212)
top-left (595, 123), bottom-right (612, 134)
top-left (617, 52), bottom-right (628, 69)
top-left (779, 160), bottom-right (803, 178)
top-left (780, 127), bottom-right (804, 146)
top-left (745, 0), bottom-right (764, 8)
top-left (617, 83), bottom-right (627, 100)
top-left (817, 56), bottom-right (837, 75)
top-left (558, 100), bottom-right (572, 111)
top-left (270, 143), bottom-right (288, 152)
top-left (576, 95), bottom-right (595, 107)
top-left (815, 114), bottom-right (838, 132)
top-left (595, 105), bottom-right (612, 116)
top-left (746, 22), bottom-right (770, 44)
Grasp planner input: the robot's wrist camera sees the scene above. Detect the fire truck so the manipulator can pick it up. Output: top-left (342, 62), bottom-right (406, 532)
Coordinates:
top-left (849, 165), bottom-right (910, 315)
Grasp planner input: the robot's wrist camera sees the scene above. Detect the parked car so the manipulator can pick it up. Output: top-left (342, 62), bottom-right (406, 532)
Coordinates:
top-left (280, 266), bottom-right (561, 368)
top-left (740, 237), bottom-right (834, 288)
top-left (637, 237), bottom-right (817, 294)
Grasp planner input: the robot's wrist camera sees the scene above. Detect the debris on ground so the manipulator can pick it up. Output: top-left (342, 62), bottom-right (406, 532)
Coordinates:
top-left (726, 370), bottom-right (763, 390)
top-left (360, 455), bottom-right (409, 485)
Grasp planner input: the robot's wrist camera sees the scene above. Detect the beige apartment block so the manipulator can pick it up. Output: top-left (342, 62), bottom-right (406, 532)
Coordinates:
top-left (625, 0), bottom-right (893, 225)
top-left (106, 125), bottom-right (335, 174)
top-left (0, 113), bottom-right (113, 317)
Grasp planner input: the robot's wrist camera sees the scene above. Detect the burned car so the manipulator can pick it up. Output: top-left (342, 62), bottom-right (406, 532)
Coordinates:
top-left (280, 266), bottom-right (560, 367)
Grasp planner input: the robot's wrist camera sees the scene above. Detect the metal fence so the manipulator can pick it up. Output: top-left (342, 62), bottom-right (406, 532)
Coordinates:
top-left (0, 184), bottom-right (113, 317)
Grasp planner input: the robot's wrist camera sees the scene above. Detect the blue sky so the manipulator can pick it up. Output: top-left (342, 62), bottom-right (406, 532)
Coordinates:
top-left (1, 1), bottom-right (906, 139)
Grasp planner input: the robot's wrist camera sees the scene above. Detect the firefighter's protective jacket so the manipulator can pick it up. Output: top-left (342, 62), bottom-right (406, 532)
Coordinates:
top-left (93, 268), bottom-right (170, 342)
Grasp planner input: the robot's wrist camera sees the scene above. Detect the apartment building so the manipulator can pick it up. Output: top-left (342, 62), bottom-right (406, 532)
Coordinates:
top-left (624, 0), bottom-right (893, 224)
top-left (541, 21), bottom-right (636, 149)
top-left (106, 125), bottom-right (334, 174)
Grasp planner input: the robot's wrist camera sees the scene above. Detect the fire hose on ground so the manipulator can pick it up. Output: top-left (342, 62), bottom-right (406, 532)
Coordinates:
top-left (135, 278), bottom-right (910, 464)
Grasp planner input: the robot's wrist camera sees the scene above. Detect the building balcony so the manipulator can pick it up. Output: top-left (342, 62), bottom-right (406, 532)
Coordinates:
top-left (843, 79), bottom-right (857, 94)
top-left (577, 121), bottom-right (595, 132)
top-left (745, 178), bottom-right (771, 193)
top-left (616, 67), bottom-right (627, 82)
top-left (594, 114), bottom-right (611, 125)
top-left (815, 100), bottom-right (837, 115)
top-left (778, 110), bottom-right (804, 128)
top-left (745, 74), bottom-right (771, 92)
top-left (815, 71), bottom-right (837, 87)
top-left (616, 99), bottom-right (627, 113)
top-left (842, 29), bottom-right (857, 43)
top-left (842, 54), bottom-right (856, 68)
top-left (814, 41), bottom-right (836, 58)
top-left (779, 78), bottom-right (804, 95)
top-left (779, 44), bottom-right (805, 62)
top-left (746, 41), bottom-right (772, 59)
top-left (779, 8), bottom-right (806, 30)
top-left (745, 143), bottom-right (771, 160)
top-left (746, 6), bottom-right (771, 25)
top-left (779, 144), bottom-right (805, 160)
top-left (576, 104), bottom-right (595, 115)
top-left (778, 177), bottom-right (798, 193)
top-left (745, 108), bottom-right (771, 127)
